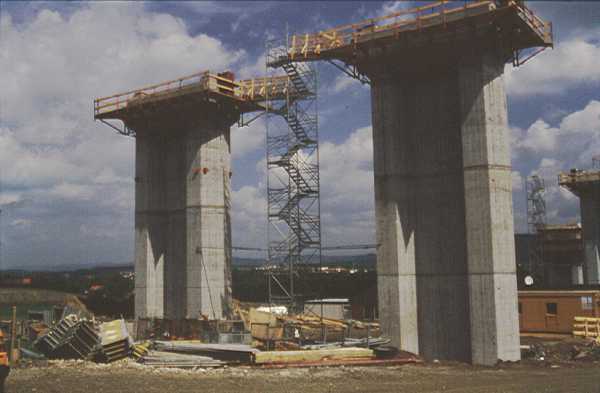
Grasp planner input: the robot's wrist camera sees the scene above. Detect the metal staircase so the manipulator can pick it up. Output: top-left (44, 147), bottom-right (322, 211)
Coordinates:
top-left (265, 39), bottom-right (322, 311)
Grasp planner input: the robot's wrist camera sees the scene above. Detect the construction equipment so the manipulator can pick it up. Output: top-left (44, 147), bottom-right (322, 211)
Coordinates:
top-left (0, 329), bottom-right (9, 393)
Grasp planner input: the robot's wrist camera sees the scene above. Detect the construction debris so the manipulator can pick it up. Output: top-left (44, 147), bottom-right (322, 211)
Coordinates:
top-left (301, 337), bottom-right (390, 350)
top-left (96, 319), bottom-right (133, 363)
top-left (131, 342), bottom-right (151, 360)
top-left (25, 307), bottom-right (404, 371)
top-left (571, 340), bottom-right (600, 361)
top-left (33, 315), bottom-right (99, 360)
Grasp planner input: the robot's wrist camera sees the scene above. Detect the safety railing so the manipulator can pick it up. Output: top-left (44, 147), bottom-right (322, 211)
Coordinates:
top-left (285, 1), bottom-right (495, 61)
top-left (559, 170), bottom-right (600, 186)
top-left (238, 76), bottom-right (292, 102)
top-left (94, 71), bottom-right (240, 117)
top-left (94, 72), bottom-right (306, 117)
top-left (514, 2), bottom-right (553, 44)
top-left (280, 0), bottom-right (551, 62)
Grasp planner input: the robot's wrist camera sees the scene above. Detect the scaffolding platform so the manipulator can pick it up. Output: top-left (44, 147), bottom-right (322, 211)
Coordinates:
top-left (559, 170), bottom-right (600, 196)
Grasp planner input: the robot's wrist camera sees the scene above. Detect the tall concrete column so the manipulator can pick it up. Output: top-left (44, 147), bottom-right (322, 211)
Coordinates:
top-left (581, 189), bottom-right (600, 284)
top-left (133, 112), bottom-right (234, 320)
top-left (370, 48), bottom-right (519, 365)
top-left (372, 68), bottom-right (471, 361)
top-left (459, 51), bottom-right (520, 365)
top-left (135, 131), bottom-right (166, 318)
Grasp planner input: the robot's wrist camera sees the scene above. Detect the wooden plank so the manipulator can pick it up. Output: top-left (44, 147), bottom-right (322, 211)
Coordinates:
top-left (254, 347), bottom-right (373, 364)
top-left (574, 331), bottom-right (599, 337)
top-left (574, 317), bottom-right (600, 322)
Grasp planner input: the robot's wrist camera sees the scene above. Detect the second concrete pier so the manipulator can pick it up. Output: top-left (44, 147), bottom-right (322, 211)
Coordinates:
top-left (370, 48), bottom-right (520, 365)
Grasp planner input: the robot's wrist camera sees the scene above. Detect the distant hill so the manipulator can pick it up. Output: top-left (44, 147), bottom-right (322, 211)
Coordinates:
top-left (1, 254), bottom-right (376, 273)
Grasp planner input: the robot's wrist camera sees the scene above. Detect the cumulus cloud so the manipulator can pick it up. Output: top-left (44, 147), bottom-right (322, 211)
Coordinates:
top-left (505, 32), bottom-right (600, 96)
top-left (0, 3), bottom-right (247, 268)
top-left (319, 126), bottom-right (375, 246)
top-left (329, 74), bottom-right (369, 95)
top-left (231, 125), bottom-right (376, 252)
top-left (512, 100), bottom-right (600, 230)
top-left (231, 118), bottom-right (265, 159)
top-left (515, 100), bottom-right (600, 168)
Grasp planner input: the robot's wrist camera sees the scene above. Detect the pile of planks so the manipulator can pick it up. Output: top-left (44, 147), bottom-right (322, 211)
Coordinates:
top-left (573, 317), bottom-right (600, 342)
top-left (283, 314), bottom-right (380, 342)
top-left (254, 347), bottom-right (374, 365)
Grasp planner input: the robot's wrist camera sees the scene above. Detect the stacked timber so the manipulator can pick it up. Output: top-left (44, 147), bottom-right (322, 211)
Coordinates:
top-left (254, 347), bottom-right (374, 365)
top-left (283, 314), bottom-right (380, 342)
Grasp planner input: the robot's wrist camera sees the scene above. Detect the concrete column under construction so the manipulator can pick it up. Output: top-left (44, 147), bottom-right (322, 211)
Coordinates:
top-left (560, 172), bottom-right (600, 284)
top-left (368, 47), bottom-right (519, 365)
top-left (133, 111), bottom-right (235, 320)
top-left (581, 193), bottom-right (600, 284)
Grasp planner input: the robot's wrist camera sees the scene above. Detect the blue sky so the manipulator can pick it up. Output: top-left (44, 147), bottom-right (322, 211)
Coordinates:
top-left (0, 1), bottom-right (598, 270)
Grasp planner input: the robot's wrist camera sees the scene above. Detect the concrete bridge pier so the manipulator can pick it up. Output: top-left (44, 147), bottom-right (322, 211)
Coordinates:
top-left (370, 48), bottom-right (520, 365)
top-left (560, 171), bottom-right (600, 285)
top-left (581, 192), bottom-right (600, 284)
top-left (133, 111), bottom-right (235, 320)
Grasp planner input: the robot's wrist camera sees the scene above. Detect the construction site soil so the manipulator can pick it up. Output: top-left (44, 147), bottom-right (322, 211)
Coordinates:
top-left (6, 360), bottom-right (600, 393)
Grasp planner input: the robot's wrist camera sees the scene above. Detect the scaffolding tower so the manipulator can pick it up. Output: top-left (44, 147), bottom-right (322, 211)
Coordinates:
top-left (526, 175), bottom-right (546, 283)
top-left (265, 38), bottom-right (321, 312)
top-left (593, 155), bottom-right (600, 169)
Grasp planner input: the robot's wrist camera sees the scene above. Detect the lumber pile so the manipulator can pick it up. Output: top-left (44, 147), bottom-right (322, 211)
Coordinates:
top-left (254, 347), bottom-right (374, 365)
top-left (573, 317), bottom-right (600, 342)
top-left (243, 305), bottom-right (381, 344)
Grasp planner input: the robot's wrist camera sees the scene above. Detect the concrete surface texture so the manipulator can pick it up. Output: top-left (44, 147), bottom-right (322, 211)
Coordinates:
top-left (580, 185), bottom-right (600, 285)
top-left (370, 48), bottom-right (519, 365)
top-left (134, 113), bottom-right (234, 320)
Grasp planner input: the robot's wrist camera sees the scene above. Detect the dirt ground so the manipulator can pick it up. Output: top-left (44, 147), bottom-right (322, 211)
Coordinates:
top-left (5, 361), bottom-right (600, 393)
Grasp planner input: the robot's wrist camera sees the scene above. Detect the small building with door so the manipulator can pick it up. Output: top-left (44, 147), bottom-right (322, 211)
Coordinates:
top-left (518, 290), bottom-right (600, 333)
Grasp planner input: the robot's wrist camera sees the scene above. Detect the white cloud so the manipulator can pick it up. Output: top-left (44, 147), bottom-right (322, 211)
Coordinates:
top-left (0, 3), bottom-right (246, 268)
top-left (231, 118), bottom-right (265, 159)
top-left (319, 126), bottom-right (375, 244)
top-left (378, 1), bottom-right (414, 16)
top-left (330, 74), bottom-right (369, 95)
top-left (512, 100), bottom-right (600, 229)
top-left (505, 33), bottom-right (600, 96)
top-left (514, 119), bottom-right (559, 153)
top-left (230, 125), bottom-right (376, 250)
top-left (514, 101), bottom-right (600, 166)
